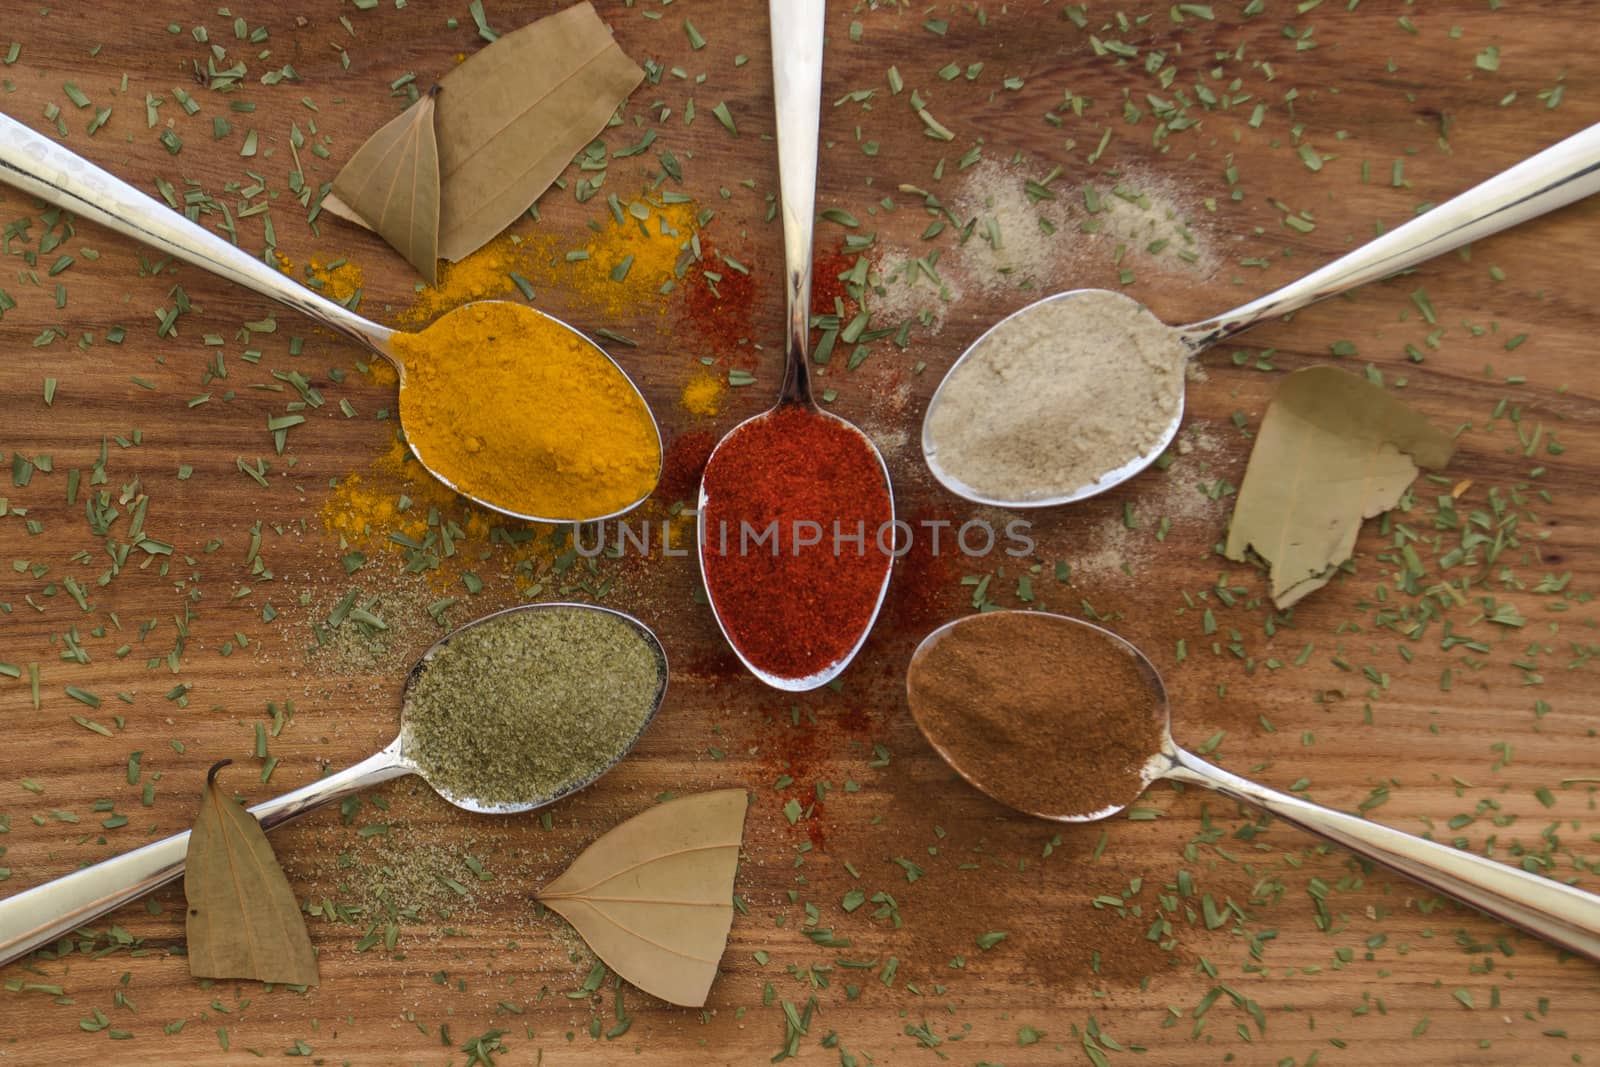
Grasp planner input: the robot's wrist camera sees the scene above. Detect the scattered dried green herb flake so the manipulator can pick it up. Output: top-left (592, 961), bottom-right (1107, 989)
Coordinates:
top-left (65, 685), bottom-right (101, 709)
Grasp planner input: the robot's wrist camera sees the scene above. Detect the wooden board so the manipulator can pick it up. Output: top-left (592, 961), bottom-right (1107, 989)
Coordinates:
top-left (2, 2), bottom-right (1598, 1063)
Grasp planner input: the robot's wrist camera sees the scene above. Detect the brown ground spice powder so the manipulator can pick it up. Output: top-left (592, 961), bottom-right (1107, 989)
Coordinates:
top-left (906, 611), bottom-right (1167, 818)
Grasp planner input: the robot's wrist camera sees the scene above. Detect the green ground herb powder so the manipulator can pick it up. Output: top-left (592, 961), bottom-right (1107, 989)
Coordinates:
top-left (402, 607), bottom-right (662, 806)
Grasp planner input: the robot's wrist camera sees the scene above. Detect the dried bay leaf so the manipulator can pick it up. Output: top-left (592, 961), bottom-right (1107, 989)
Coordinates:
top-left (330, 3), bottom-right (644, 272)
top-left (329, 85), bottom-right (441, 283)
top-left (1224, 365), bottom-right (1454, 609)
top-left (538, 790), bottom-right (747, 1007)
top-left (316, 190), bottom-right (367, 229)
top-left (184, 760), bottom-right (319, 987)
top-left (432, 2), bottom-right (644, 261)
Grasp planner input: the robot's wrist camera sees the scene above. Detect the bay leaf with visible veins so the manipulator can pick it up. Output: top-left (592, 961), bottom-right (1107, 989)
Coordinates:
top-left (431, 2), bottom-right (644, 261)
top-left (328, 4), bottom-right (641, 272)
top-left (537, 790), bottom-right (747, 1007)
top-left (329, 85), bottom-right (441, 282)
top-left (1224, 365), bottom-right (1454, 609)
top-left (184, 760), bottom-right (319, 986)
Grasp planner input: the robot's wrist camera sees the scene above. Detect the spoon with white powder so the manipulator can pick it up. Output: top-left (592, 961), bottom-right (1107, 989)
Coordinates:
top-left (921, 122), bottom-right (1600, 508)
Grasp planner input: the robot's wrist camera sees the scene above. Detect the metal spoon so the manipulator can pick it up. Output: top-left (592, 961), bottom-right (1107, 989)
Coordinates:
top-left (694, 0), bottom-right (894, 691)
top-left (922, 122), bottom-right (1600, 509)
top-left (0, 602), bottom-right (667, 968)
top-left (907, 611), bottom-right (1600, 962)
top-left (0, 111), bottom-right (661, 524)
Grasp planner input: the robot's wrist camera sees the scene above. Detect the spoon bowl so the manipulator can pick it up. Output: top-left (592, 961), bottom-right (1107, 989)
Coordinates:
top-left (0, 602), bottom-right (668, 966)
top-left (397, 602), bottom-right (668, 813)
top-left (0, 111), bottom-right (662, 525)
top-left (694, 0), bottom-right (894, 690)
top-left (921, 288), bottom-right (1188, 509)
top-left (922, 122), bottom-right (1600, 508)
top-left (907, 610), bottom-right (1600, 962)
top-left (392, 300), bottom-right (663, 525)
top-left (697, 403), bottom-right (895, 692)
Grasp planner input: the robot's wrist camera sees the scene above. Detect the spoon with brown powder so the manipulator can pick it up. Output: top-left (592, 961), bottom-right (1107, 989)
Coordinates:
top-left (0, 602), bottom-right (668, 968)
top-left (907, 611), bottom-right (1600, 961)
top-left (920, 122), bottom-right (1600, 509)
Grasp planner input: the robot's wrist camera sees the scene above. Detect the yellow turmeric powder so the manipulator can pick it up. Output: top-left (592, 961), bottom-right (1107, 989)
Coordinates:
top-left (320, 433), bottom-right (566, 596)
top-left (276, 251), bottom-right (365, 304)
top-left (680, 369), bottom-right (726, 417)
top-left (399, 195), bottom-right (698, 327)
top-left (308, 254), bottom-right (364, 303)
top-left (322, 435), bottom-right (493, 549)
top-left (560, 196), bottom-right (699, 316)
top-left (392, 301), bottom-right (660, 522)
top-left (399, 235), bottom-right (544, 326)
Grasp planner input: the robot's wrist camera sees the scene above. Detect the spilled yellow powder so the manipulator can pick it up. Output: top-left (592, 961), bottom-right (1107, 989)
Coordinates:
top-left (320, 434), bottom-right (563, 595)
top-left (398, 195), bottom-right (698, 327)
top-left (276, 251), bottom-right (365, 304)
top-left (561, 196), bottom-right (699, 316)
top-left (680, 369), bottom-right (726, 417)
top-left (309, 254), bottom-right (365, 303)
top-left (399, 235), bottom-right (544, 326)
top-left (322, 435), bottom-right (491, 548)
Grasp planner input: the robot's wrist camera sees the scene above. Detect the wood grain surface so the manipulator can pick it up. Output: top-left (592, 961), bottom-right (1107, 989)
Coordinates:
top-left (1, 2), bottom-right (1598, 1064)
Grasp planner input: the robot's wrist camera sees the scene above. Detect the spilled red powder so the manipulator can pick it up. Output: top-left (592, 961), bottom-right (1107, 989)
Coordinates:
top-left (683, 235), bottom-right (759, 356)
top-left (889, 508), bottom-right (957, 629)
top-left (658, 428), bottom-right (717, 503)
top-left (680, 644), bottom-right (744, 682)
top-left (754, 704), bottom-right (877, 849)
top-left (811, 246), bottom-right (857, 317)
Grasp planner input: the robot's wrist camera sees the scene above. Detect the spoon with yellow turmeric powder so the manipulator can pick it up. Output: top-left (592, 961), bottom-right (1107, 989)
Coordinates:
top-left (0, 112), bottom-right (662, 524)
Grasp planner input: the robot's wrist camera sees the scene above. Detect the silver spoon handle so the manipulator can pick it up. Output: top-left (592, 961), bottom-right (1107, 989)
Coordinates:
top-left (0, 109), bottom-right (394, 356)
top-left (770, 0), bottom-right (825, 405)
top-left (0, 745), bottom-right (411, 969)
top-left (1182, 122), bottom-right (1600, 349)
top-left (1167, 746), bottom-right (1600, 961)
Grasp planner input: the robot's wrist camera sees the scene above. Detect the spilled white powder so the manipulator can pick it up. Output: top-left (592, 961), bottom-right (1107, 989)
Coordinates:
top-left (869, 163), bottom-right (1216, 343)
top-left (923, 289), bottom-right (1186, 502)
top-left (869, 252), bottom-right (962, 337)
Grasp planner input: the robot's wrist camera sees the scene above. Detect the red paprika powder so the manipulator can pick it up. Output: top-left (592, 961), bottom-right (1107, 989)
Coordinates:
top-left (698, 405), bottom-right (893, 684)
top-left (810, 246), bottom-right (858, 318)
top-left (682, 235), bottom-right (759, 357)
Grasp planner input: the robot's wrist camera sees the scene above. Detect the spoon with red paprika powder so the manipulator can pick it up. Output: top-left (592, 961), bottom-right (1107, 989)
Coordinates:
top-left (906, 611), bottom-right (1600, 962)
top-left (695, 0), bottom-right (895, 691)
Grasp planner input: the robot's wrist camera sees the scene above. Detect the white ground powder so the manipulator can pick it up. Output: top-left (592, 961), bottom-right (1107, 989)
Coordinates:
top-left (923, 289), bottom-right (1187, 502)
top-left (1068, 423), bottom-right (1227, 580)
top-left (867, 163), bottom-right (1216, 343)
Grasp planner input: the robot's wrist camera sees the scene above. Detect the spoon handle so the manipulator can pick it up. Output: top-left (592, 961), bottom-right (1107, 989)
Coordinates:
top-left (0, 744), bottom-right (411, 969)
top-left (1182, 121), bottom-right (1600, 349)
top-left (1166, 746), bottom-right (1600, 961)
top-left (769, 0), bottom-right (826, 405)
top-left (0, 109), bottom-right (395, 357)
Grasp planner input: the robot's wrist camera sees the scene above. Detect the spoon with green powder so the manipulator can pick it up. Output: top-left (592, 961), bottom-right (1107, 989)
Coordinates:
top-left (921, 122), bottom-right (1600, 508)
top-left (907, 611), bottom-right (1600, 962)
top-left (0, 603), bottom-right (668, 968)
top-left (0, 111), bottom-right (662, 524)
